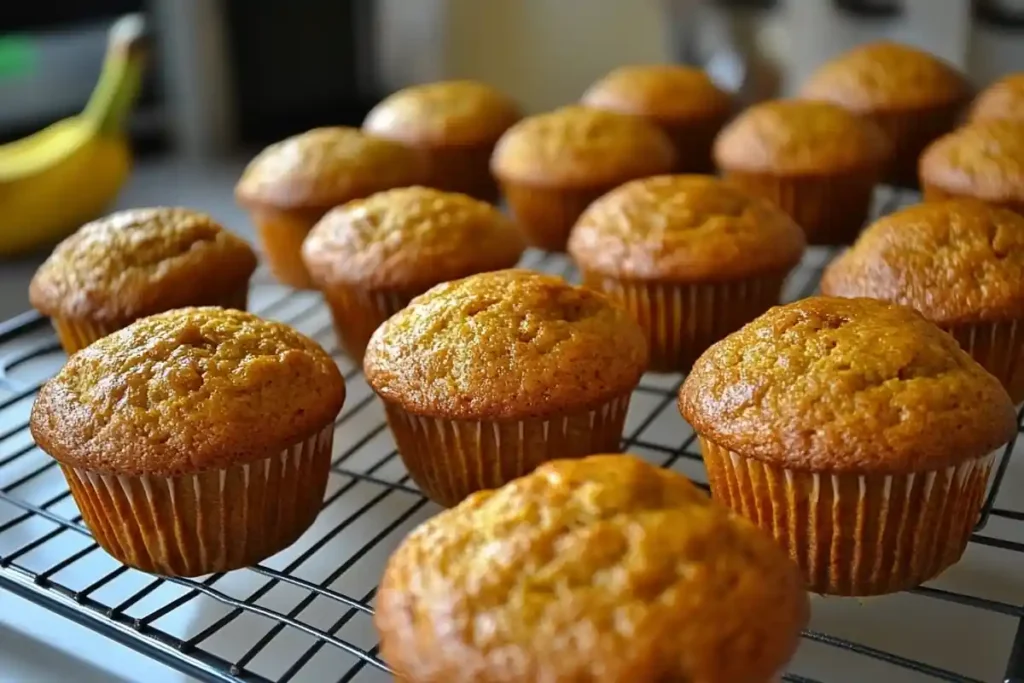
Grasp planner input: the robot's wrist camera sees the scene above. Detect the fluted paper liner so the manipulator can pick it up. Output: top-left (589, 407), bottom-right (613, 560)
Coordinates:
top-left (944, 320), bottom-right (1024, 404)
top-left (51, 287), bottom-right (249, 355)
top-left (384, 394), bottom-right (632, 507)
top-left (61, 424), bottom-right (335, 576)
top-left (701, 438), bottom-right (995, 596)
top-left (870, 105), bottom-right (960, 189)
top-left (583, 273), bottom-right (786, 373)
top-left (251, 206), bottom-right (323, 289)
top-left (499, 182), bottom-right (611, 252)
top-left (323, 286), bottom-right (412, 363)
top-left (724, 171), bottom-right (877, 246)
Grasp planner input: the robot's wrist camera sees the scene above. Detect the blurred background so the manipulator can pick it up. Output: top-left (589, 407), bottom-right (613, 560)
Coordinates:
top-left (0, 0), bottom-right (1022, 317)
top-left (3, 1), bottom-right (1024, 681)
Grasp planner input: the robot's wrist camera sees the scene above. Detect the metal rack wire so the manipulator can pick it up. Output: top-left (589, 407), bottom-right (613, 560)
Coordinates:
top-left (2, 190), bottom-right (1024, 683)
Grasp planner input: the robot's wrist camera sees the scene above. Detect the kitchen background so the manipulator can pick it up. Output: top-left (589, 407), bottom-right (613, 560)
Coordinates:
top-left (2, 0), bottom-right (1024, 681)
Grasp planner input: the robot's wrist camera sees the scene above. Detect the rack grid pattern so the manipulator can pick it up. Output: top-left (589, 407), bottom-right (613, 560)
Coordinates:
top-left (3, 190), bottom-right (1024, 683)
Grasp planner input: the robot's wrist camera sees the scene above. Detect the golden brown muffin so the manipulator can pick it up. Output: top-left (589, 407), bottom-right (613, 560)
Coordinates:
top-left (29, 207), bottom-right (257, 354)
top-left (235, 126), bottom-right (428, 289)
top-left (490, 106), bottom-right (676, 251)
top-left (569, 175), bottom-right (805, 372)
top-left (302, 186), bottom-right (526, 361)
top-left (364, 269), bottom-right (648, 506)
top-left (362, 80), bottom-right (520, 203)
top-left (581, 64), bottom-right (733, 173)
top-left (679, 296), bottom-right (1016, 596)
top-left (376, 454), bottom-right (809, 683)
top-left (30, 307), bottom-right (345, 576)
top-left (800, 41), bottom-right (970, 187)
top-left (713, 99), bottom-right (889, 245)
top-left (919, 120), bottom-right (1024, 216)
top-left (822, 200), bottom-right (1024, 402)
top-left (969, 73), bottom-right (1024, 123)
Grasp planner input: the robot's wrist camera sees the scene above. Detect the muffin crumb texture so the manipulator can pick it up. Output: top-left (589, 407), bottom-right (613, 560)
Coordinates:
top-left (375, 454), bottom-right (808, 683)
top-left (800, 41), bottom-right (967, 111)
top-left (30, 307), bottom-right (345, 477)
top-left (713, 100), bottom-right (889, 175)
top-left (569, 174), bottom-right (805, 281)
top-left (970, 73), bottom-right (1024, 123)
top-left (680, 297), bottom-right (1015, 473)
top-left (490, 106), bottom-right (676, 187)
top-left (920, 120), bottom-right (1024, 204)
top-left (303, 186), bottom-right (525, 290)
top-left (363, 80), bottom-right (520, 147)
top-left (822, 200), bottom-right (1024, 323)
top-left (364, 269), bottom-right (648, 420)
top-left (235, 126), bottom-right (426, 210)
top-left (29, 208), bottom-right (257, 322)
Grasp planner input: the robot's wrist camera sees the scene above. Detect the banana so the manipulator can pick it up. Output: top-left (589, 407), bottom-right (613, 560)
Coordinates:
top-left (0, 14), bottom-right (147, 257)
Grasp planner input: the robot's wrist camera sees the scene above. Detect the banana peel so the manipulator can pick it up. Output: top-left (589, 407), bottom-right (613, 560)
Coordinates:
top-left (0, 14), bottom-right (147, 257)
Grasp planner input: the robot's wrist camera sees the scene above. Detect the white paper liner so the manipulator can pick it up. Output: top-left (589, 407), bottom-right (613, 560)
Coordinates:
top-left (384, 393), bottom-right (633, 507)
top-left (701, 438), bottom-right (996, 596)
top-left (61, 424), bottom-right (335, 576)
top-left (944, 319), bottom-right (1024, 404)
top-left (584, 274), bottom-right (785, 372)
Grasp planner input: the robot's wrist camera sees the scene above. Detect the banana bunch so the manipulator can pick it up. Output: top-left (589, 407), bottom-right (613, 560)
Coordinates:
top-left (0, 14), bottom-right (147, 257)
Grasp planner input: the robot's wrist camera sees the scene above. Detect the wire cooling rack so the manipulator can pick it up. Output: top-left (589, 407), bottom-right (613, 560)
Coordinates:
top-left (3, 190), bottom-right (1024, 683)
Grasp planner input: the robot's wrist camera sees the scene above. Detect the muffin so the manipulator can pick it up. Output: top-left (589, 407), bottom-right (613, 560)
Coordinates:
top-left (919, 120), bottom-right (1024, 216)
top-left (713, 100), bottom-right (889, 245)
top-left (568, 175), bottom-right (805, 372)
top-left (969, 73), bottom-right (1024, 123)
top-left (822, 200), bottom-right (1024, 403)
top-left (302, 186), bottom-right (526, 362)
top-left (235, 126), bottom-right (427, 289)
top-left (679, 296), bottom-right (1016, 596)
top-left (376, 454), bottom-right (809, 683)
top-left (362, 80), bottom-right (520, 203)
top-left (29, 207), bottom-right (257, 354)
top-left (581, 64), bottom-right (733, 173)
top-left (363, 269), bottom-right (648, 507)
top-left (800, 41), bottom-right (970, 187)
top-left (490, 106), bottom-right (676, 251)
top-left (30, 307), bottom-right (345, 576)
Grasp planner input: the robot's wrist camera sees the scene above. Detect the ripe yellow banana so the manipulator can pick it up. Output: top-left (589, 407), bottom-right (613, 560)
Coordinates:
top-left (0, 14), bottom-right (147, 257)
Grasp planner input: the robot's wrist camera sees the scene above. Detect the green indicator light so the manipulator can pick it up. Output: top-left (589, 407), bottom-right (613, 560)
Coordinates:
top-left (0, 35), bottom-right (37, 81)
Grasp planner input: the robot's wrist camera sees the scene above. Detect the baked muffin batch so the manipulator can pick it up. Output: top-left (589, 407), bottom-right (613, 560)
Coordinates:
top-left (22, 46), bottom-right (1024, 681)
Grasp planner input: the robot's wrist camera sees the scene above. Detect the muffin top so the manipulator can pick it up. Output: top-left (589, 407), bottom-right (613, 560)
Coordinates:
top-left (30, 307), bottom-right (345, 477)
top-left (29, 208), bottom-right (257, 323)
top-left (569, 175), bottom-right (805, 282)
top-left (234, 126), bottom-right (427, 211)
top-left (800, 41), bottom-right (968, 112)
top-left (490, 106), bottom-right (676, 188)
top-left (364, 269), bottom-right (648, 420)
top-left (580, 64), bottom-right (733, 124)
top-left (375, 454), bottom-right (809, 683)
top-left (679, 296), bottom-right (1016, 474)
top-left (302, 187), bottom-right (525, 290)
top-left (822, 200), bottom-right (1024, 324)
top-left (362, 80), bottom-right (521, 148)
top-left (713, 99), bottom-right (889, 175)
top-left (919, 120), bottom-right (1024, 204)
top-left (969, 73), bottom-right (1024, 123)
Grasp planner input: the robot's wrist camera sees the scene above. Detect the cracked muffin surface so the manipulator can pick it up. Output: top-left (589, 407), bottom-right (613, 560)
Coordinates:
top-left (569, 174), bottom-right (805, 281)
top-left (363, 269), bottom-right (648, 420)
top-left (30, 307), bottom-right (345, 477)
top-left (375, 454), bottom-right (809, 683)
top-left (822, 200), bottom-right (1024, 324)
top-left (679, 296), bottom-right (1016, 473)
top-left (29, 208), bottom-right (257, 322)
